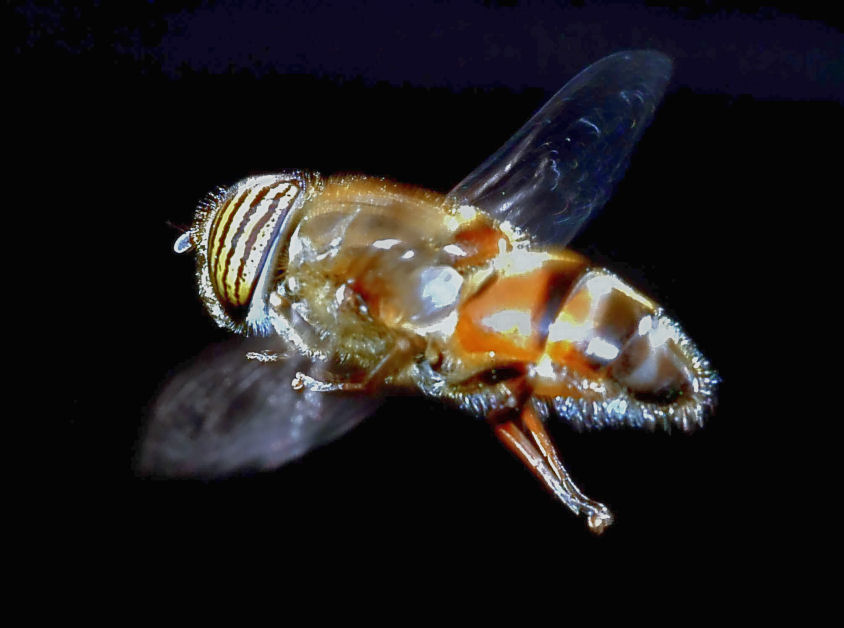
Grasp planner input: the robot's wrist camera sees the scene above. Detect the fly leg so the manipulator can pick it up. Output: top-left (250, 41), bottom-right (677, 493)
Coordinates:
top-left (492, 405), bottom-right (613, 534)
top-left (520, 405), bottom-right (613, 533)
top-left (291, 337), bottom-right (417, 393)
top-left (290, 372), bottom-right (365, 393)
top-left (241, 348), bottom-right (354, 391)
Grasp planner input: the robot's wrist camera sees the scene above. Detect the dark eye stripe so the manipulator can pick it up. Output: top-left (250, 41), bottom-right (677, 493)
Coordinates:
top-left (208, 184), bottom-right (251, 278)
top-left (220, 182), bottom-right (275, 304)
top-left (232, 184), bottom-right (293, 303)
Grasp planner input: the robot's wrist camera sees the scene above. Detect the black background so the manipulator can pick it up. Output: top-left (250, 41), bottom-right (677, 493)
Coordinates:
top-left (15, 0), bottom-right (839, 600)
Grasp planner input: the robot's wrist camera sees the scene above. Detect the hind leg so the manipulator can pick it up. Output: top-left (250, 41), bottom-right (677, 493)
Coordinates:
top-left (492, 404), bottom-right (613, 533)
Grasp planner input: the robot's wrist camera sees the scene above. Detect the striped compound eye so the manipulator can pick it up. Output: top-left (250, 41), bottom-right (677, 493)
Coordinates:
top-left (186, 174), bottom-right (308, 330)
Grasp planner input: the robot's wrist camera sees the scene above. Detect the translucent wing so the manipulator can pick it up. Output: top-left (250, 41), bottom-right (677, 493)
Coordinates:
top-left (448, 50), bottom-right (672, 247)
top-left (137, 338), bottom-right (382, 477)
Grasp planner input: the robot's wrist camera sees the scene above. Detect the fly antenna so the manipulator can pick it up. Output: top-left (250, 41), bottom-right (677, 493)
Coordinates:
top-left (167, 221), bottom-right (195, 254)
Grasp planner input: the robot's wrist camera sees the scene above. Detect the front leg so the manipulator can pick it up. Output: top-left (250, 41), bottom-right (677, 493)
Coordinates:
top-left (290, 336), bottom-right (419, 393)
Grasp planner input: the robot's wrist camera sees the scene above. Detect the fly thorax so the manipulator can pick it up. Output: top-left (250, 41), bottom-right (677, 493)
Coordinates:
top-left (382, 263), bottom-right (464, 334)
top-left (287, 199), bottom-right (465, 337)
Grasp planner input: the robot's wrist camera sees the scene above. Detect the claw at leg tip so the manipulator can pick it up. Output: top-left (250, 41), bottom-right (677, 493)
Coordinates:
top-left (587, 510), bottom-right (614, 535)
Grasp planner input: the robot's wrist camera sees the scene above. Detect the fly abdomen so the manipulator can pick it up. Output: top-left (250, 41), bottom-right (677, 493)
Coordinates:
top-left (454, 261), bottom-right (716, 431)
top-left (540, 269), bottom-right (717, 430)
top-left (545, 269), bottom-right (695, 403)
top-left (455, 251), bottom-right (588, 362)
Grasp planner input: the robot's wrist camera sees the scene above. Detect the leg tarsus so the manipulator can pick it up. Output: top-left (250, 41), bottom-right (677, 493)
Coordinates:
top-left (291, 371), bottom-right (367, 393)
top-left (246, 350), bottom-right (287, 363)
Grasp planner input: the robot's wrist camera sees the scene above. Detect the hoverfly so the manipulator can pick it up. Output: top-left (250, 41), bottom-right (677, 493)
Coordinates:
top-left (139, 51), bottom-right (718, 533)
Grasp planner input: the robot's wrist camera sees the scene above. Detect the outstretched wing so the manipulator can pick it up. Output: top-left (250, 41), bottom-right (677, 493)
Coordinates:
top-left (137, 339), bottom-right (382, 477)
top-left (448, 50), bottom-right (672, 247)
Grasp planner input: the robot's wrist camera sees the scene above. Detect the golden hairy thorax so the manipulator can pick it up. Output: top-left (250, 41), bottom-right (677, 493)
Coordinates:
top-left (274, 175), bottom-right (498, 370)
